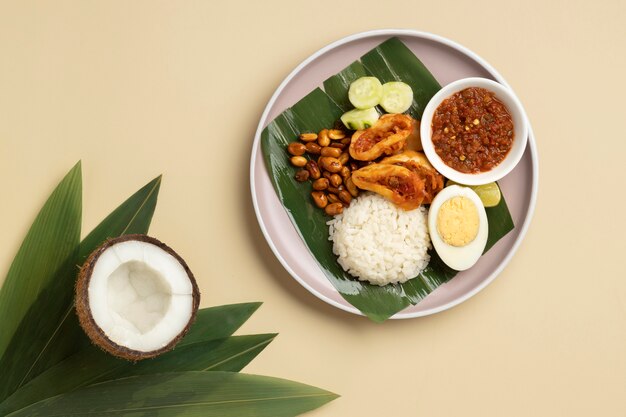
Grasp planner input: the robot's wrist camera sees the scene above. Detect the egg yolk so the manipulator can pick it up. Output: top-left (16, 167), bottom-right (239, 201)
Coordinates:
top-left (436, 196), bottom-right (479, 247)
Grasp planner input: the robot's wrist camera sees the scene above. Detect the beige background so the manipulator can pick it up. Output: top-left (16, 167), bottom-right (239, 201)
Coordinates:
top-left (1, 0), bottom-right (625, 415)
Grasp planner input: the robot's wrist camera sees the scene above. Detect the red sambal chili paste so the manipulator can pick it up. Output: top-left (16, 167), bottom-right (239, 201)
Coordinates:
top-left (431, 87), bottom-right (514, 173)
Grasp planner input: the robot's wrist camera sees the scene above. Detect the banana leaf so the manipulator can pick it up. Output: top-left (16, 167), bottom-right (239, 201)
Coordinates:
top-left (261, 37), bottom-right (514, 322)
top-left (6, 372), bottom-right (338, 417)
top-left (0, 162), bottom-right (82, 402)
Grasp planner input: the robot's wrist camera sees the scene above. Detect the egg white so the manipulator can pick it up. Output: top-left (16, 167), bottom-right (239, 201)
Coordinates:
top-left (428, 185), bottom-right (488, 271)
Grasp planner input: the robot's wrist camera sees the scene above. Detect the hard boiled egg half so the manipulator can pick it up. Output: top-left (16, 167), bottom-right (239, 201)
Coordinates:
top-left (428, 185), bottom-right (488, 271)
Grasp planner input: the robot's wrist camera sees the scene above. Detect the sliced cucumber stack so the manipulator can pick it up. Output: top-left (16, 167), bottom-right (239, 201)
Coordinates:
top-left (348, 77), bottom-right (383, 109)
top-left (380, 81), bottom-right (413, 113)
top-left (341, 78), bottom-right (413, 130)
top-left (340, 107), bottom-right (379, 131)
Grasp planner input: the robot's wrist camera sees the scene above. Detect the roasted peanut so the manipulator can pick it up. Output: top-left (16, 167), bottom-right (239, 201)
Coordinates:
top-left (290, 156), bottom-right (307, 167)
top-left (305, 160), bottom-right (321, 179)
top-left (319, 157), bottom-right (342, 173)
top-left (321, 146), bottom-right (342, 158)
top-left (329, 174), bottom-right (342, 187)
top-left (325, 202), bottom-right (343, 216)
top-left (318, 129), bottom-right (330, 147)
top-left (311, 191), bottom-right (328, 208)
top-left (294, 169), bottom-right (309, 182)
top-left (345, 177), bottom-right (359, 197)
top-left (312, 178), bottom-right (329, 191)
top-left (305, 142), bottom-right (321, 155)
top-left (327, 193), bottom-right (340, 204)
top-left (330, 142), bottom-right (346, 150)
top-left (338, 190), bottom-right (352, 205)
top-left (328, 129), bottom-right (346, 140)
top-left (299, 132), bottom-right (318, 142)
top-left (293, 127), bottom-right (358, 215)
top-left (287, 142), bottom-right (306, 156)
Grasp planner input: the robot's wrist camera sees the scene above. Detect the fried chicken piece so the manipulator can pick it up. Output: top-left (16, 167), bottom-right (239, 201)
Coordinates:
top-left (380, 150), bottom-right (444, 203)
top-left (349, 114), bottom-right (415, 161)
top-left (351, 163), bottom-right (426, 210)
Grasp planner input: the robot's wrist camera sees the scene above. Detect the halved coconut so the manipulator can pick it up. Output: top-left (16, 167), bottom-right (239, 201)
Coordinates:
top-left (76, 234), bottom-right (200, 360)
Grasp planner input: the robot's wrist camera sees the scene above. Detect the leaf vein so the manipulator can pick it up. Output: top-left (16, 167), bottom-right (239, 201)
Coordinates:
top-left (121, 177), bottom-right (161, 235)
top-left (203, 338), bottom-right (274, 371)
top-left (38, 393), bottom-right (336, 416)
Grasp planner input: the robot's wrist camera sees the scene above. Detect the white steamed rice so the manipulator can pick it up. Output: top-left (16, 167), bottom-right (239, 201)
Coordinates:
top-left (327, 193), bottom-right (431, 286)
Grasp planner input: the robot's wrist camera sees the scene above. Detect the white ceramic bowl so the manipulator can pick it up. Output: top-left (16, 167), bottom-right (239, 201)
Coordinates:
top-left (420, 77), bottom-right (528, 185)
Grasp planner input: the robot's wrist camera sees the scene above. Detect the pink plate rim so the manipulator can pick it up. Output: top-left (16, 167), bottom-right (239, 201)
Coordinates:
top-left (249, 29), bottom-right (539, 319)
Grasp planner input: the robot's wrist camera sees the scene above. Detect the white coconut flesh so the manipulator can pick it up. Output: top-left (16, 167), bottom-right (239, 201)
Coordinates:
top-left (87, 240), bottom-right (194, 353)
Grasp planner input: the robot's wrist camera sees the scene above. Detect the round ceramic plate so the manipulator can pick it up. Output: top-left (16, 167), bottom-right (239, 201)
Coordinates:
top-left (250, 29), bottom-right (538, 319)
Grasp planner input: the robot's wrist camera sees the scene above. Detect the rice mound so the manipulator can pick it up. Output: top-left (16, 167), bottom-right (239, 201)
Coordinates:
top-left (327, 193), bottom-right (431, 286)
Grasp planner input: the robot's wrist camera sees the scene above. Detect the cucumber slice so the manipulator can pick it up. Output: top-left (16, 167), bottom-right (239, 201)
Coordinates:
top-left (380, 81), bottom-right (413, 113)
top-left (348, 77), bottom-right (383, 109)
top-left (340, 107), bottom-right (379, 131)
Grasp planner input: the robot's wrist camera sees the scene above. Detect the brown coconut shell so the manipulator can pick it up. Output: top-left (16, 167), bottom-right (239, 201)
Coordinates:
top-left (75, 234), bottom-right (200, 361)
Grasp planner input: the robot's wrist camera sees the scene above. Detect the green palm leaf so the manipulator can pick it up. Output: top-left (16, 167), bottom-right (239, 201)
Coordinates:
top-left (181, 302), bottom-right (261, 345)
top-left (261, 37), bottom-right (514, 322)
top-left (3, 176), bottom-right (163, 395)
top-left (6, 372), bottom-right (338, 417)
top-left (0, 162), bottom-right (82, 402)
top-left (79, 175), bottom-right (161, 260)
top-left (0, 164), bottom-right (336, 417)
top-left (105, 334), bottom-right (277, 376)
top-left (0, 303), bottom-right (266, 415)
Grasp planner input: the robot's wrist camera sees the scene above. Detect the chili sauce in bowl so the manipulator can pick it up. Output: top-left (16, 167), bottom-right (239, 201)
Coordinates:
top-left (420, 78), bottom-right (528, 186)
